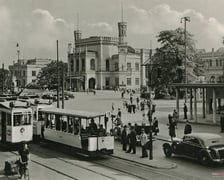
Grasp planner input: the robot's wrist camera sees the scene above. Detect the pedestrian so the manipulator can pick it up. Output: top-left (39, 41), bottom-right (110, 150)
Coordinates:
top-left (142, 113), bottom-right (147, 125)
top-left (168, 117), bottom-right (176, 141)
top-left (121, 125), bottom-right (128, 151)
top-left (136, 97), bottom-right (140, 110)
top-left (168, 114), bottom-right (172, 125)
top-left (126, 126), bottom-right (137, 154)
top-left (140, 128), bottom-right (148, 158)
top-left (184, 120), bottom-right (192, 135)
top-left (18, 142), bottom-right (30, 179)
top-left (184, 103), bottom-right (188, 119)
top-left (121, 91), bottom-right (124, 98)
top-left (133, 104), bottom-right (136, 114)
top-left (116, 108), bottom-right (122, 126)
top-left (112, 103), bottom-right (114, 112)
top-left (152, 117), bottom-right (159, 135)
top-left (173, 109), bottom-right (178, 128)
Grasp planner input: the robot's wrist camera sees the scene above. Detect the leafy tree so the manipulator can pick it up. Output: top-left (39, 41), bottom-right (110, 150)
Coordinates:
top-left (36, 61), bottom-right (68, 90)
top-left (0, 69), bottom-right (10, 93)
top-left (151, 28), bottom-right (197, 98)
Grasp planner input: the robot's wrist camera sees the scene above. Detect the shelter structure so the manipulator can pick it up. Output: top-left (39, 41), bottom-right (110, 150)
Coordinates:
top-left (170, 83), bottom-right (224, 124)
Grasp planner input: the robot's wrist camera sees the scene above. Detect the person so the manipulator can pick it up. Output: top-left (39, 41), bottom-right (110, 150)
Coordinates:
top-left (184, 103), bottom-right (188, 119)
top-left (173, 109), bottom-right (178, 128)
top-left (89, 119), bottom-right (98, 135)
top-left (184, 120), bottom-right (192, 135)
top-left (98, 124), bottom-right (106, 136)
top-left (168, 117), bottom-right (176, 141)
top-left (152, 117), bottom-right (159, 135)
top-left (136, 97), bottom-right (140, 110)
top-left (126, 126), bottom-right (137, 154)
top-left (140, 128), bottom-right (148, 158)
top-left (18, 142), bottom-right (30, 179)
top-left (112, 103), bottom-right (115, 112)
top-left (121, 125), bottom-right (128, 151)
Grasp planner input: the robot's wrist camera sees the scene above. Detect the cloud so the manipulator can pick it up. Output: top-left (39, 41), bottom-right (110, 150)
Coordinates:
top-left (127, 4), bottom-right (224, 50)
top-left (25, 9), bottom-right (72, 50)
top-left (0, 6), bottom-right (11, 42)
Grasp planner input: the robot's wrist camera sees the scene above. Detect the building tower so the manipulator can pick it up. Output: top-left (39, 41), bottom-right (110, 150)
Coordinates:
top-left (118, 4), bottom-right (127, 46)
top-left (74, 13), bottom-right (82, 51)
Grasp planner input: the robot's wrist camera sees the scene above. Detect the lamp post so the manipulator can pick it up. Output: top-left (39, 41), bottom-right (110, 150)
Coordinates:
top-left (142, 49), bottom-right (154, 160)
top-left (181, 16), bottom-right (190, 103)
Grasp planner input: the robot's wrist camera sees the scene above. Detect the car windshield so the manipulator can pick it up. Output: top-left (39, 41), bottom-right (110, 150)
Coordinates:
top-left (203, 137), bottom-right (224, 147)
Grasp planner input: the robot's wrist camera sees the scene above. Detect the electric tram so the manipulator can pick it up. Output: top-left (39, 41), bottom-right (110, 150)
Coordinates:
top-left (18, 98), bottom-right (54, 141)
top-left (39, 108), bottom-right (114, 156)
top-left (0, 101), bottom-right (33, 147)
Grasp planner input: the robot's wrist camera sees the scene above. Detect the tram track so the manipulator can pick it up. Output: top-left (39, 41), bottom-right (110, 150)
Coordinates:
top-left (8, 144), bottom-right (184, 180)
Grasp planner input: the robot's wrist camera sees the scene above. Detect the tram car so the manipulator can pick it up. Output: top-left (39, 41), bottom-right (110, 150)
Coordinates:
top-left (0, 101), bottom-right (33, 147)
top-left (39, 108), bottom-right (114, 156)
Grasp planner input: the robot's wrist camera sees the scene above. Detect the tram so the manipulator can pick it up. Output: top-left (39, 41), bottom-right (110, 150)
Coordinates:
top-left (0, 101), bottom-right (33, 147)
top-left (39, 108), bottom-right (114, 156)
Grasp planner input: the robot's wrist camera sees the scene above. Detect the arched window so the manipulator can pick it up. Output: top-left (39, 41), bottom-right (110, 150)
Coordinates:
top-left (106, 59), bottom-right (110, 71)
top-left (90, 59), bottom-right (95, 70)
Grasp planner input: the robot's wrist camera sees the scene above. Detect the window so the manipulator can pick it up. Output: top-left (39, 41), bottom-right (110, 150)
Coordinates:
top-left (32, 71), bottom-right (36, 76)
top-left (114, 62), bottom-right (119, 71)
top-left (135, 63), bottom-right (139, 71)
top-left (115, 77), bottom-right (119, 86)
top-left (105, 77), bottom-right (110, 86)
top-left (106, 59), bottom-right (110, 71)
top-left (13, 112), bottom-right (31, 126)
top-left (127, 63), bottom-right (131, 71)
top-left (23, 71), bottom-right (26, 77)
top-left (82, 59), bottom-right (85, 71)
top-left (7, 113), bottom-right (11, 126)
top-left (135, 78), bottom-right (139, 85)
top-left (216, 59), bottom-right (219, 67)
top-left (127, 78), bottom-right (131, 85)
top-left (76, 59), bottom-right (79, 71)
top-left (46, 114), bottom-right (55, 129)
top-left (209, 60), bottom-right (212, 66)
top-left (32, 79), bottom-right (35, 83)
top-left (71, 59), bottom-right (74, 72)
top-left (90, 59), bottom-right (95, 70)
top-left (220, 59), bottom-right (223, 66)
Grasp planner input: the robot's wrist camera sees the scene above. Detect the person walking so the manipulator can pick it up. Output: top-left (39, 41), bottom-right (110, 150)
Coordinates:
top-left (18, 142), bottom-right (30, 179)
top-left (184, 103), bottom-right (188, 119)
top-left (121, 125), bottom-right (128, 151)
top-left (126, 126), bottom-right (137, 154)
top-left (173, 109), bottom-right (178, 128)
top-left (184, 120), bottom-right (192, 135)
top-left (168, 117), bottom-right (176, 141)
top-left (140, 128), bottom-right (148, 158)
top-left (152, 117), bottom-right (159, 135)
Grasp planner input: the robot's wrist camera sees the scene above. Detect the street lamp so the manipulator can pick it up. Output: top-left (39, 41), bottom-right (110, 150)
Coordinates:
top-left (181, 16), bottom-right (190, 103)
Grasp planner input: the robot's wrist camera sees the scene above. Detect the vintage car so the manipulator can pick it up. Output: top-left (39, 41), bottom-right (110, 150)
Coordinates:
top-left (163, 133), bottom-right (224, 165)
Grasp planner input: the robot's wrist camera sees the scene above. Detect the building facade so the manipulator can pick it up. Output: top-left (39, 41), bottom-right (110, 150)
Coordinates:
top-left (67, 20), bottom-right (149, 91)
top-left (200, 48), bottom-right (224, 83)
top-left (9, 58), bottom-right (53, 89)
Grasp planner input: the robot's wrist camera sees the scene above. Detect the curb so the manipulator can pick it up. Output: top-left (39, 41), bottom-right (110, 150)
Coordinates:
top-left (111, 154), bottom-right (177, 169)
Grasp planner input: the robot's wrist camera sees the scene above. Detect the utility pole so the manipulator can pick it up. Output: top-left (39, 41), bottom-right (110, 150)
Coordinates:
top-left (181, 16), bottom-right (190, 103)
top-left (16, 43), bottom-right (20, 91)
top-left (57, 40), bottom-right (60, 108)
top-left (62, 62), bottom-right (65, 109)
top-left (2, 63), bottom-right (4, 94)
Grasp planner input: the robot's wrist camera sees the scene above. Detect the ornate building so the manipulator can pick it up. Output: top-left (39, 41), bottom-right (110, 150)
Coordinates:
top-left (67, 18), bottom-right (150, 91)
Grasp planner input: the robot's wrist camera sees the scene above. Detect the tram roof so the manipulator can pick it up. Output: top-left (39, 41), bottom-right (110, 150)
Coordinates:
top-left (0, 101), bottom-right (31, 110)
top-left (40, 107), bottom-right (105, 118)
top-left (170, 83), bottom-right (224, 88)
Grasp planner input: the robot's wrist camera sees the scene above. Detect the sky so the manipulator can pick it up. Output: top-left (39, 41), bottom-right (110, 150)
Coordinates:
top-left (1, 0), bottom-right (224, 67)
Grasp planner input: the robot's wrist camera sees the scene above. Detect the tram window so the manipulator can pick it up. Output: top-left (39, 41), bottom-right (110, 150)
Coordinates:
top-left (62, 116), bottom-right (67, 132)
top-left (49, 114), bottom-right (55, 129)
top-left (7, 113), bottom-right (11, 126)
top-left (74, 118), bottom-right (80, 135)
top-left (68, 117), bottom-right (73, 133)
top-left (55, 115), bottom-right (61, 131)
top-left (13, 113), bottom-right (31, 126)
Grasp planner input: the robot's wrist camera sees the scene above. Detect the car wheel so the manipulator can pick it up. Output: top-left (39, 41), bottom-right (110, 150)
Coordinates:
top-left (199, 153), bottom-right (210, 166)
top-left (163, 144), bottom-right (172, 157)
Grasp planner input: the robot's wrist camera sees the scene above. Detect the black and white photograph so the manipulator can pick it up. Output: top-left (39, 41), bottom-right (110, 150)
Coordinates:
top-left (0, 0), bottom-right (224, 179)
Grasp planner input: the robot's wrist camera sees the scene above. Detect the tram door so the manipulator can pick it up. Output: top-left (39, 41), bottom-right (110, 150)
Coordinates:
top-left (1, 112), bottom-right (6, 143)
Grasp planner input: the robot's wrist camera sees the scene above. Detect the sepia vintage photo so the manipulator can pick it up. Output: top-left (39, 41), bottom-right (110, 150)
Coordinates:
top-left (0, 0), bottom-right (224, 179)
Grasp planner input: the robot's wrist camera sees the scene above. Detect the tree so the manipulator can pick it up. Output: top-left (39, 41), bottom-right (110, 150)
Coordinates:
top-left (36, 61), bottom-right (68, 90)
top-left (0, 69), bottom-right (10, 93)
top-left (151, 28), bottom-right (196, 98)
